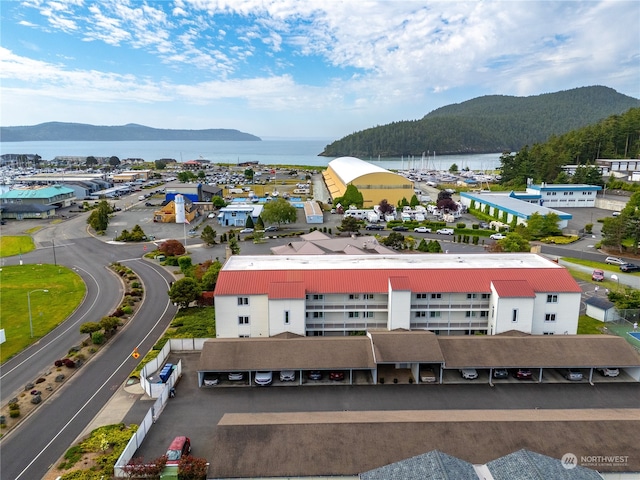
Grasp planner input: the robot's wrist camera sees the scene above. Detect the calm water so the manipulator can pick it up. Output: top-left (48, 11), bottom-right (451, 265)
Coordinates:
top-left (0, 139), bottom-right (501, 171)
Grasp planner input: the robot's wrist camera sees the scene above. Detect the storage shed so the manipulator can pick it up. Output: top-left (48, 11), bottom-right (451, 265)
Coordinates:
top-left (303, 201), bottom-right (323, 224)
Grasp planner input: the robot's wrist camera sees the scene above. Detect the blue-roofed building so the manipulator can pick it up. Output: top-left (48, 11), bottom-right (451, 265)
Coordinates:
top-left (0, 185), bottom-right (75, 219)
top-left (460, 191), bottom-right (572, 229)
top-left (526, 183), bottom-right (602, 208)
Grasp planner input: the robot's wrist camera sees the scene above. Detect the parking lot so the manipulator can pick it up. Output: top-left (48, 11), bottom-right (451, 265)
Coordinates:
top-left (132, 352), bottom-right (640, 471)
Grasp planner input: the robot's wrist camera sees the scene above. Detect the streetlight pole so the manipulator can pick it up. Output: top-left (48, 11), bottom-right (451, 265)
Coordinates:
top-left (28, 289), bottom-right (49, 338)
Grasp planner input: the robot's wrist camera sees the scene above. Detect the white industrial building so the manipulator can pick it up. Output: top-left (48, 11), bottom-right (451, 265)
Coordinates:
top-left (213, 253), bottom-right (582, 338)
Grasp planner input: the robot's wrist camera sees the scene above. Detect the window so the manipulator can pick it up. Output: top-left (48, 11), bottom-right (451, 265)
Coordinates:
top-left (429, 311), bottom-right (441, 318)
top-left (465, 311), bottom-right (477, 317)
top-left (543, 332), bottom-right (555, 335)
top-left (467, 293), bottom-right (477, 299)
top-left (431, 293), bottom-right (442, 299)
top-left (545, 313), bottom-right (556, 322)
top-left (348, 312), bottom-right (360, 318)
top-left (415, 311), bottom-right (426, 318)
top-left (284, 311), bottom-right (290, 325)
top-left (364, 294), bottom-right (374, 300)
top-left (312, 312), bottom-right (324, 318)
top-left (481, 293), bottom-right (490, 299)
top-left (480, 311), bottom-right (488, 317)
top-left (312, 294), bottom-right (324, 300)
top-left (349, 294), bottom-right (360, 300)
top-left (363, 312), bottom-right (374, 318)
top-left (239, 334), bottom-right (249, 338)
top-left (546, 294), bottom-right (558, 303)
top-left (416, 293), bottom-right (427, 299)
top-left (237, 297), bottom-right (249, 306)
top-left (238, 316), bottom-right (249, 325)
top-left (512, 309), bottom-right (518, 323)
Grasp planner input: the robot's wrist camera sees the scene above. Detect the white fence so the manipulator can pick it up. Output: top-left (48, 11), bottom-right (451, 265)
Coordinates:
top-left (113, 338), bottom-right (207, 477)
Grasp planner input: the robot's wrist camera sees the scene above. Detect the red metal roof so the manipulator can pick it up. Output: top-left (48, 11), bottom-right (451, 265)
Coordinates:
top-left (268, 282), bottom-right (306, 299)
top-left (214, 267), bottom-right (581, 296)
top-left (492, 280), bottom-right (536, 298)
top-left (389, 276), bottom-right (411, 290)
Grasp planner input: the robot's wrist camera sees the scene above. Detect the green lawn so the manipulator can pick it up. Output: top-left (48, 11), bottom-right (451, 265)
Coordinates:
top-left (0, 235), bottom-right (36, 257)
top-left (0, 264), bottom-right (86, 362)
top-left (577, 315), bottom-right (606, 334)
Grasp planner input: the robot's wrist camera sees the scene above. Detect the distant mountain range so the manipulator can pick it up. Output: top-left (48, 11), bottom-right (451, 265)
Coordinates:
top-left (320, 86), bottom-right (640, 157)
top-left (0, 122), bottom-right (261, 142)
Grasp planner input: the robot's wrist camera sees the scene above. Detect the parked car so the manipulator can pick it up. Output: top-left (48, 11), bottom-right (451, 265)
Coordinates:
top-left (493, 368), bottom-right (509, 379)
top-left (414, 226), bottom-right (432, 233)
top-left (490, 233), bottom-right (506, 240)
top-left (308, 370), bottom-right (323, 380)
top-left (479, 222), bottom-right (490, 229)
top-left (436, 228), bottom-right (454, 235)
top-left (187, 229), bottom-right (198, 237)
top-left (605, 256), bottom-right (626, 265)
top-left (513, 368), bottom-right (533, 380)
top-left (329, 371), bottom-right (345, 381)
top-left (228, 372), bottom-right (244, 381)
top-left (239, 228), bottom-right (254, 234)
top-left (459, 368), bottom-right (478, 380)
top-left (620, 263), bottom-right (640, 272)
top-left (264, 226), bottom-right (279, 232)
top-left (420, 367), bottom-right (437, 383)
top-left (591, 269), bottom-right (605, 281)
top-left (207, 212), bottom-right (216, 218)
top-left (563, 368), bottom-right (583, 381)
top-left (165, 436), bottom-right (191, 465)
top-left (254, 371), bottom-right (273, 386)
top-left (279, 370), bottom-right (296, 382)
top-left (392, 225), bottom-right (408, 231)
top-left (597, 367), bottom-right (620, 377)
top-left (612, 211), bottom-right (621, 216)
top-left (203, 374), bottom-right (219, 386)
top-left (366, 224), bottom-right (384, 230)
top-left (145, 202), bottom-right (154, 207)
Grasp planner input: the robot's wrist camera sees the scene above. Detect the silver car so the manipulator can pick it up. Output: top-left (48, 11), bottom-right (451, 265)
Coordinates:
top-left (563, 369), bottom-right (583, 381)
top-left (279, 370), bottom-right (296, 382)
top-left (254, 371), bottom-right (273, 386)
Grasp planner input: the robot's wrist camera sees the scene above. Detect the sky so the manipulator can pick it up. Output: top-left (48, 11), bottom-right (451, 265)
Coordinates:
top-left (1, 0), bottom-right (639, 139)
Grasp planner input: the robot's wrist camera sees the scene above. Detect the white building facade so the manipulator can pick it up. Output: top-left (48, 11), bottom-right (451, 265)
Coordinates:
top-left (214, 254), bottom-right (582, 338)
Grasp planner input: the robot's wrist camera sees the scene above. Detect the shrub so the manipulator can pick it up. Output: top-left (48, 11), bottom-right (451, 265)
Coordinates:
top-left (55, 359), bottom-right (64, 367)
top-left (92, 331), bottom-right (105, 345)
top-left (63, 358), bottom-right (76, 368)
top-left (9, 409), bottom-right (20, 418)
top-left (111, 308), bottom-right (125, 317)
top-left (456, 222), bottom-right (466, 229)
top-left (121, 305), bottom-right (133, 315)
top-left (472, 223), bottom-right (479, 229)
top-left (130, 281), bottom-right (140, 288)
top-left (36, 377), bottom-right (46, 384)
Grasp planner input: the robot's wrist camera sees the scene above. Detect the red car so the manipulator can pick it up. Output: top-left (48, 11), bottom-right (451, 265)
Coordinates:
top-left (329, 371), bottom-right (345, 381)
top-left (591, 269), bottom-right (605, 281)
top-left (514, 369), bottom-right (533, 380)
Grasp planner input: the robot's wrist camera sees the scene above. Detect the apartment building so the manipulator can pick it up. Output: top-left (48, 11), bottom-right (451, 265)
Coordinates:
top-left (214, 253), bottom-right (582, 338)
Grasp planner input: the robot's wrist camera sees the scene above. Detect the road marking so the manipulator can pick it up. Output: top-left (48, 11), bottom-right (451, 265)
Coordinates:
top-left (14, 263), bottom-right (175, 480)
top-left (1, 265), bottom-right (103, 381)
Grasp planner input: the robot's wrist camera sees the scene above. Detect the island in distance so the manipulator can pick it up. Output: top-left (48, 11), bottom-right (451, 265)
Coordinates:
top-left (0, 122), bottom-right (261, 142)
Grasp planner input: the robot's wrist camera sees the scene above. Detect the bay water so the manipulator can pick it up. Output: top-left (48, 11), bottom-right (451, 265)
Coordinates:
top-left (0, 139), bottom-right (501, 171)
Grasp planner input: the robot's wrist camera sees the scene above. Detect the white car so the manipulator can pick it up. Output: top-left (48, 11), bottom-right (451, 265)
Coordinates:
top-left (279, 370), bottom-right (296, 382)
top-left (207, 212), bottom-right (216, 219)
top-left (436, 228), bottom-right (454, 235)
top-left (254, 371), bottom-right (273, 386)
top-left (490, 233), bottom-right (507, 240)
top-left (597, 367), bottom-right (620, 377)
top-left (414, 227), bottom-right (432, 233)
top-left (605, 256), bottom-right (626, 265)
top-left (228, 372), bottom-right (244, 381)
top-left (240, 228), bottom-right (254, 234)
top-left (203, 374), bottom-right (219, 386)
top-left (459, 368), bottom-right (478, 380)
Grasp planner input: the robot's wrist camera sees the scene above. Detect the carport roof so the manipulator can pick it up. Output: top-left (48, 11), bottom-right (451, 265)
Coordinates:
top-left (439, 335), bottom-right (640, 368)
top-left (198, 336), bottom-right (376, 371)
top-left (369, 330), bottom-right (444, 363)
top-left (210, 409), bottom-right (640, 477)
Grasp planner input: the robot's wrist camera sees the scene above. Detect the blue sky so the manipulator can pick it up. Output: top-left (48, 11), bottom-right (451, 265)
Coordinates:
top-left (1, 0), bottom-right (638, 139)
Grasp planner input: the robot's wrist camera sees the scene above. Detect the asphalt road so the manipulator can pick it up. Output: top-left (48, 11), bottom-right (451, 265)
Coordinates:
top-left (0, 212), bottom-right (178, 480)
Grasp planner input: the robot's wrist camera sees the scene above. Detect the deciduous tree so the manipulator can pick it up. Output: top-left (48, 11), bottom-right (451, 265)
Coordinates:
top-left (261, 198), bottom-right (297, 226)
top-left (168, 278), bottom-right (201, 308)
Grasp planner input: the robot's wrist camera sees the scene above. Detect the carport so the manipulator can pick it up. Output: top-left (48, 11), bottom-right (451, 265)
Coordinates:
top-left (369, 330), bottom-right (444, 384)
top-left (197, 335), bottom-right (376, 387)
top-left (438, 334), bottom-right (640, 384)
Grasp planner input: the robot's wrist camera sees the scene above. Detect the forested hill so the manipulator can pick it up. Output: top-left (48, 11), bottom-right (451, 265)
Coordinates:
top-left (0, 122), bottom-right (261, 142)
top-left (320, 86), bottom-right (639, 157)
